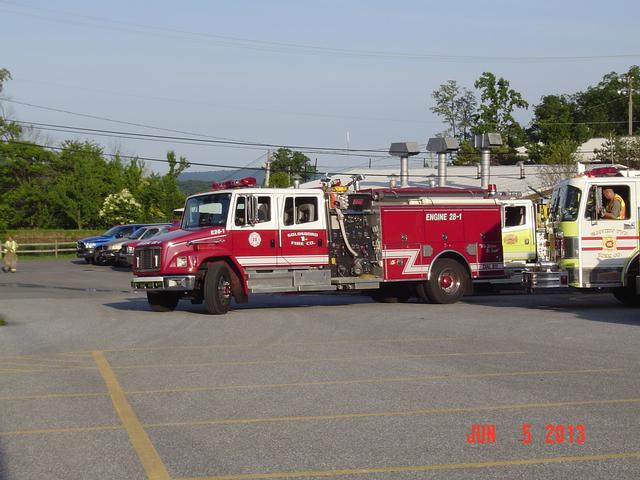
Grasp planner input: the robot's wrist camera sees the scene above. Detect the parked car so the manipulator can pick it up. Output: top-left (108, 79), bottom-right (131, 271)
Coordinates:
top-left (115, 225), bottom-right (172, 267)
top-left (77, 224), bottom-right (148, 264)
top-left (94, 224), bottom-right (172, 266)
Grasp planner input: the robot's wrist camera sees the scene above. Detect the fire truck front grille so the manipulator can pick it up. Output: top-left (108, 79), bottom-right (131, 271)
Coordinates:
top-left (135, 246), bottom-right (161, 272)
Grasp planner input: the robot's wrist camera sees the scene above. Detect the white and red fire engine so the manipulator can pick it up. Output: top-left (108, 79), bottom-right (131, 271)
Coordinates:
top-left (131, 176), bottom-right (529, 313)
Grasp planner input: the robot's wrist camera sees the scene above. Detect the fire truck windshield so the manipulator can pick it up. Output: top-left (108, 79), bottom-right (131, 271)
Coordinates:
top-left (551, 185), bottom-right (582, 222)
top-left (182, 193), bottom-right (232, 229)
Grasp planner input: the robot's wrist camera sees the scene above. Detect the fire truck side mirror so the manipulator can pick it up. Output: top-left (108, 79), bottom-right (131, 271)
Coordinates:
top-left (588, 186), bottom-right (602, 223)
top-left (246, 195), bottom-right (258, 226)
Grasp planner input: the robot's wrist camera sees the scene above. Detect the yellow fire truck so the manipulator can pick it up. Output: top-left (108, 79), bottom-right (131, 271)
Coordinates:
top-left (495, 166), bottom-right (640, 305)
top-left (549, 166), bottom-right (640, 304)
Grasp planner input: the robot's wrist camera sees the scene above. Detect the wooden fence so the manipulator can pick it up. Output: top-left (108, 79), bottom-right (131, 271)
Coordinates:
top-left (9, 241), bottom-right (77, 257)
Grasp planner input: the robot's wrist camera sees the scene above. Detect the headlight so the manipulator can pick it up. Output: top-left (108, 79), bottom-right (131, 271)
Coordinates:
top-left (127, 246), bottom-right (135, 253)
top-left (176, 256), bottom-right (188, 268)
top-left (85, 242), bottom-right (95, 248)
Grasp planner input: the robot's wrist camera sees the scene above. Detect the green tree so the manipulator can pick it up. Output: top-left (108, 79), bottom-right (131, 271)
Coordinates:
top-left (451, 140), bottom-right (478, 165)
top-left (133, 151), bottom-right (189, 221)
top-left (159, 150), bottom-right (189, 215)
top-left (574, 66), bottom-right (640, 137)
top-left (0, 141), bottom-right (58, 228)
top-left (49, 141), bottom-right (114, 229)
top-left (269, 148), bottom-right (315, 187)
top-left (430, 80), bottom-right (477, 139)
top-left (98, 188), bottom-right (143, 225)
top-left (0, 68), bottom-right (21, 141)
top-left (538, 140), bottom-right (580, 189)
top-left (593, 136), bottom-right (640, 169)
top-left (268, 171), bottom-right (290, 188)
top-left (474, 72), bottom-right (529, 147)
top-left (528, 94), bottom-right (590, 147)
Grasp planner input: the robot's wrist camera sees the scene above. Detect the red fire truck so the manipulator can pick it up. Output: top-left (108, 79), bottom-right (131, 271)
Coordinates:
top-left (131, 177), bottom-right (522, 314)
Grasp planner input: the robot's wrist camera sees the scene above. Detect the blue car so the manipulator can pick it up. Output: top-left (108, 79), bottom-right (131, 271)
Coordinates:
top-left (76, 224), bottom-right (148, 264)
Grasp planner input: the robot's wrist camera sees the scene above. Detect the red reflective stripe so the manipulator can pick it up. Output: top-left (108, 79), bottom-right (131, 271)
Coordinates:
top-left (581, 237), bottom-right (602, 241)
top-left (617, 246), bottom-right (637, 250)
top-left (581, 247), bottom-right (603, 251)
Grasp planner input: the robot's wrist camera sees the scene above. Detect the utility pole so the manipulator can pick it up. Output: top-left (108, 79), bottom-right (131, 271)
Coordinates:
top-left (619, 70), bottom-right (635, 137)
top-left (628, 73), bottom-right (633, 136)
top-left (264, 149), bottom-right (272, 187)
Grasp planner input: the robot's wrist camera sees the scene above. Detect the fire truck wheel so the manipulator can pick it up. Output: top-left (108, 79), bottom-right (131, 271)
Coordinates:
top-left (612, 286), bottom-right (640, 306)
top-left (147, 292), bottom-right (180, 312)
top-left (204, 263), bottom-right (232, 314)
top-left (424, 259), bottom-right (468, 304)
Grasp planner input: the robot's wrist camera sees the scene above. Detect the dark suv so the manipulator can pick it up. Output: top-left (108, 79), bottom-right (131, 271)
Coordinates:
top-left (76, 224), bottom-right (147, 264)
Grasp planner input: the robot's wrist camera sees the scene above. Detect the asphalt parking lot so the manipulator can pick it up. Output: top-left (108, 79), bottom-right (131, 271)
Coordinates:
top-left (1, 259), bottom-right (639, 480)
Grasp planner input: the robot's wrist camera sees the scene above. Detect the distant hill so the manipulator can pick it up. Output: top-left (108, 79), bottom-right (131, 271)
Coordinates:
top-left (177, 168), bottom-right (266, 196)
top-left (178, 169), bottom-right (265, 183)
top-left (177, 179), bottom-right (214, 196)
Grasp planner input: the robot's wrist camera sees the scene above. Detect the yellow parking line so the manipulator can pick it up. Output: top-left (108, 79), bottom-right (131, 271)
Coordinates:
top-left (58, 352), bottom-right (93, 358)
top-left (0, 336), bottom-right (457, 360)
top-left (113, 351), bottom-right (528, 370)
top-left (1, 361), bottom-right (93, 369)
top-left (0, 355), bottom-right (93, 364)
top-left (0, 425), bottom-right (122, 436)
top-left (175, 451), bottom-right (640, 479)
top-left (0, 366), bottom-right (97, 374)
top-left (3, 396), bottom-right (640, 437)
top-left (127, 367), bottom-right (623, 395)
top-left (97, 336), bottom-right (458, 353)
top-left (0, 367), bottom-right (40, 373)
top-left (0, 367), bottom-right (621, 401)
top-left (93, 351), bottom-right (170, 480)
top-left (0, 392), bottom-right (107, 401)
top-left (145, 397), bottom-right (640, 430)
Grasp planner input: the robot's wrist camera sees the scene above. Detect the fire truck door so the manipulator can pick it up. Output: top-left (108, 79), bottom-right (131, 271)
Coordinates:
top-left (580, 184), bottom-right (638, 285)
top-left (231, 194), bottom-right (279, 268)
top-left (279, 194), bottom-right (329, 267)
top-left (380, 208), bottom-right (426, 280)
top-left (502, 201), bottom-right (535, 263)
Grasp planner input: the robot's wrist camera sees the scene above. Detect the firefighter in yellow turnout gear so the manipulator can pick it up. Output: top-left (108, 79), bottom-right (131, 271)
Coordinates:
top-left (600, 188), bottom-right (626, 220)
top-left (2, 235), bottom-right (18, 273)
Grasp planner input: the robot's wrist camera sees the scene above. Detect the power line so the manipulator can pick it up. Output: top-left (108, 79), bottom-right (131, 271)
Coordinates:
top-left (2, 140), bottom-right (375, 175)
top-left (2, 99), bottom-right (410, 158)
top-left (6, 139), bottom-right (577, 179)
top-left (534, 120), bottom-right (629, 126)
top-left (219, 152), bottom-right (267, 181)
top-left (4, 140), bottom-right (248, 170)
top-left (11, 120), bottom-right (391, 155)
top-left (2, 98), bottom-right (251, 143)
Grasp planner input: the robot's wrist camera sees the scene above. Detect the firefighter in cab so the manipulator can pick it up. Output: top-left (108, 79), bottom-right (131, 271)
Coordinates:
top-left (599, 187), bottom-right (626, 220)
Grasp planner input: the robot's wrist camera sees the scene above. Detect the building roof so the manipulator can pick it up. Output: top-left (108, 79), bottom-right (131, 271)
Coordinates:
top-left (300, 164), bottom-right (564, 197)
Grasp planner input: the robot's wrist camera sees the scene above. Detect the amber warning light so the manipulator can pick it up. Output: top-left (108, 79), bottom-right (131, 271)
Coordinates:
top-left (211, 177), bottom-right (257, 191)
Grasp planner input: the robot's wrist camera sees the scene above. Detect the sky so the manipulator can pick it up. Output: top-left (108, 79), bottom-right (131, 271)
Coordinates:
top-left (1, 0), bottom-right (639, 175)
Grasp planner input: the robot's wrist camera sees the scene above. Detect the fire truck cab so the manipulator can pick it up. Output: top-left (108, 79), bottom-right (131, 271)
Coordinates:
top-left (131, 178), bottom-right (509, 314)
top-left (549, 167), bottom-right (640, 305)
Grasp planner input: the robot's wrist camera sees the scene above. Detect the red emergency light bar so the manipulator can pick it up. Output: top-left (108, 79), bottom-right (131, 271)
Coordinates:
top-left (211, 177), bottom-right (257, 191)
top-left (584, 166), bottom-right (621, 177)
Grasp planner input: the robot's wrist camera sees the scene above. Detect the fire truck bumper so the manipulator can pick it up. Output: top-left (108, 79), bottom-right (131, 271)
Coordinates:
top-left (522, 269), bottom-right (569, 290)
top-left (131, 275), bottom-right (196, 291)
